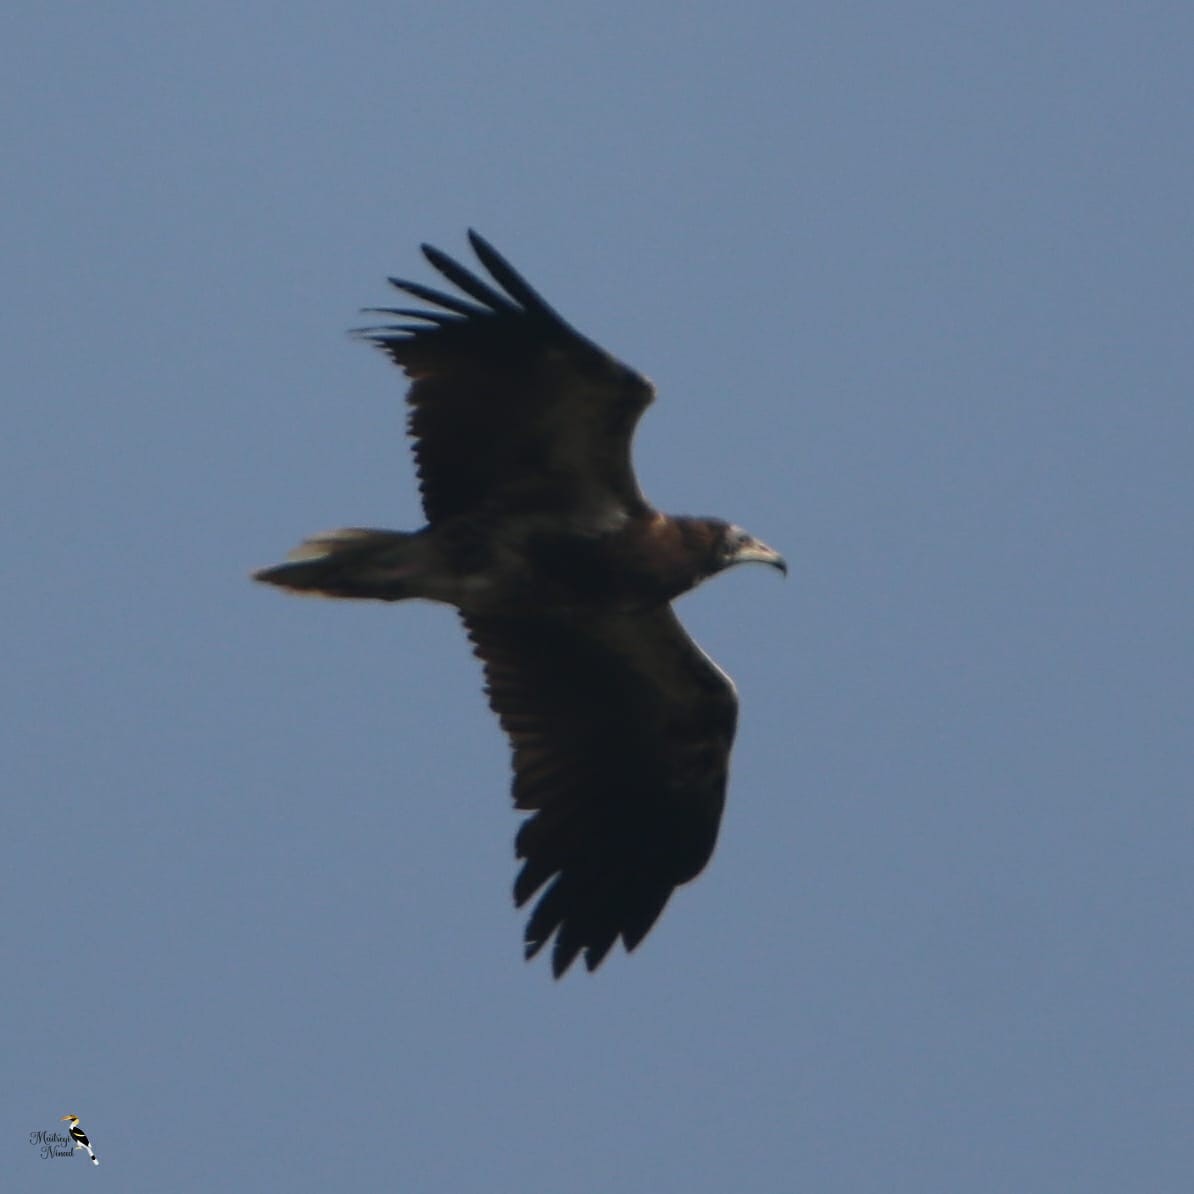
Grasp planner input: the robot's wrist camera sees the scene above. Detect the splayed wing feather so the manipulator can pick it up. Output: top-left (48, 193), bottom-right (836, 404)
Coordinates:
top-left (420, 242), bottom-right (521, 313)
top-left (383, 278), bottom-right (486, 317)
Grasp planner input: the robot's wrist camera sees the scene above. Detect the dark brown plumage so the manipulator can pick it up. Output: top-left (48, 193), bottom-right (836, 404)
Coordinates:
top-left (254, 232), bottom-right (785, 976)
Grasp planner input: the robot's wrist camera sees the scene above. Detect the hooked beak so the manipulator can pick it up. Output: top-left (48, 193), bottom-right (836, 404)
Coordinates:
top-left (732, 537), bottom-right (787, 576)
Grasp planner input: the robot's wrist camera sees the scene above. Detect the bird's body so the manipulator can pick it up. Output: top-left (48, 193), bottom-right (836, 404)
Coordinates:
top-left (255, 232), bottom-right (784, 976)
top-left (278, 512), bottom-right (744, 615)
top-left (61, 1115), bottom-right (98, 1165)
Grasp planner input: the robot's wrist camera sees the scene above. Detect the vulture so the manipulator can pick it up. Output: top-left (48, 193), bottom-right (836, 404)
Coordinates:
top-left (254, 232), bottom-right (785, 976)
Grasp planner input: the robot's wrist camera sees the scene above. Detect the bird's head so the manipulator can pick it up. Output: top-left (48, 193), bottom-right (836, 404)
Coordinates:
top-left (716, 523), bottom-right (787, 577)
top-left (61, 1115), bottom-right (79, 1124)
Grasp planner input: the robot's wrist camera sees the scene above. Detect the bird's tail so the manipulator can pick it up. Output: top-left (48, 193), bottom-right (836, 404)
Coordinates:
top-left (252, 528), bottom-right (425, 601)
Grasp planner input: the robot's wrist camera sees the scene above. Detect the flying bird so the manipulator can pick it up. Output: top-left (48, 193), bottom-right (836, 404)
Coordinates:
top-left (61, 1115), bottom-right (98, 1165)
top-left (254, 232), bottom-right (785, 976)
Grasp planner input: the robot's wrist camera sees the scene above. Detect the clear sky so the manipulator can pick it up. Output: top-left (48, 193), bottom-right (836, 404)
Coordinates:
top-left (6, 4), bottom-right (1192, 1191)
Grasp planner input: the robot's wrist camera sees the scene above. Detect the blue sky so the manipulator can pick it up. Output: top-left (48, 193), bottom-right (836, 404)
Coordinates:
top-left (6, 4), bottom-right (1192, 1191)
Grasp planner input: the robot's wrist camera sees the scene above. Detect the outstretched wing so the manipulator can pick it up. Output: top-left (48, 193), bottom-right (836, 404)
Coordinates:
top-left (361, 231), bottom-right (655, 525)
top-left (463, 606), bottom-right (738, 977)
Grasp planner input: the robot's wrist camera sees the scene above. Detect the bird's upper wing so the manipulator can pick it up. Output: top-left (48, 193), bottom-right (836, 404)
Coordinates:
top-left (361, 231), bottom-right (655, 525)
top-left (462, 605), bottom-right (738, 977)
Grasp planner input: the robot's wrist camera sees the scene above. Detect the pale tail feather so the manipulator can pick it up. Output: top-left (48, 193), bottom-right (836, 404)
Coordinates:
top-left (253, 528), bottom-right (423, 600)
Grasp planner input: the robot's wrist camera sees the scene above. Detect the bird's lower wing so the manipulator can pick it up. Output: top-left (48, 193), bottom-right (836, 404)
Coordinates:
top-left (462, 606), bottom-right (738, 976)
